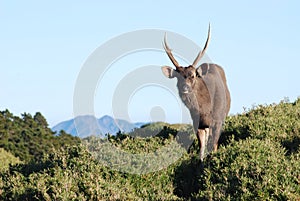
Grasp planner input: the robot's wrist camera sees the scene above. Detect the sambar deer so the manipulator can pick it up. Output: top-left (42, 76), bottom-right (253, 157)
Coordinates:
top-left (161, 25), bottom-right (231, 161)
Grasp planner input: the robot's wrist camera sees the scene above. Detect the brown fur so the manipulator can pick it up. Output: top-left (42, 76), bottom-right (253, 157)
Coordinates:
top-left (162, 63), bottom-right (231, 160)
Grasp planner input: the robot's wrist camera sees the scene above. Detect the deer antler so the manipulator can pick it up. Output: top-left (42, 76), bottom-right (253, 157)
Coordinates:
top-left (192, 24), bottom-right (211, 67)
top-left (163, 33), bottom-right (180, 69)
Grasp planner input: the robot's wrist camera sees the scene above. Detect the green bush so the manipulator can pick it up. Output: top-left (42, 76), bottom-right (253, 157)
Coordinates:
top-left (221, 98), bottom-right (300, 154)
top-left (0, 145), bottom-right (181, 201)
top-left (196, 138), bottom-right (300, 200)
top-left (0, 148), bottom-right (21, 172)
top-left (0, 148), bottom-right (21, 197)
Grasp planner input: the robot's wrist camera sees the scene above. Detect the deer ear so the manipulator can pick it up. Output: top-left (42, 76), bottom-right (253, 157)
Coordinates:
top-left (161, 66), bottom-right (177, 79)
top-left (196, 63), bottom-right (210, 77)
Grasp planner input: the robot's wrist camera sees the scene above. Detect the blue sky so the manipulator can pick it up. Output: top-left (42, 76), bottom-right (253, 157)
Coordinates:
top-left (1, 1), bottom-right (299, 126)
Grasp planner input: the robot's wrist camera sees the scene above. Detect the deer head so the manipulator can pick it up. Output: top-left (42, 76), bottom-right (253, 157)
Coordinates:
top-left (161, 24), bottom-right (211, 94)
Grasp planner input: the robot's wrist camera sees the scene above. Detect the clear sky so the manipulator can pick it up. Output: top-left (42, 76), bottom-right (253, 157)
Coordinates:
top-left (1, 1), bottom-right (299, 126)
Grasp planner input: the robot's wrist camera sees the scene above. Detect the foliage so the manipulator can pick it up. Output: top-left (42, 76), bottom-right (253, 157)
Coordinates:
top-left (0, 110), bottom-right (81, 162)
top-left (0, 145), bottom-right (181, 201)
top-left (84, 129), bottom-right (188, 175)
top-left (1, 98), bottom-right (300, 200)
top-left (221, 98), bottom-right (300, 154)
top-left (0, 148), bottom-right (21, 172)
top-left (196, 138), bottom-right (300, 200)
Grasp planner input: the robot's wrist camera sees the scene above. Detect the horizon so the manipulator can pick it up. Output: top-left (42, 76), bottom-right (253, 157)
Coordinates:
top-left (3, 97), bottom-right (299, 129)
top-left (1, 1), bottom-right (299, 127)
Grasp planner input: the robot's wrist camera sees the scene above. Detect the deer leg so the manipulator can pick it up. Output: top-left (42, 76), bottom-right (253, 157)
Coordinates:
top-left (211, 121), bottom-right (222, 152)
top-left (206, 127), bottom-right (214, 153)
top-left (197, 128), bottom-right (210, 161)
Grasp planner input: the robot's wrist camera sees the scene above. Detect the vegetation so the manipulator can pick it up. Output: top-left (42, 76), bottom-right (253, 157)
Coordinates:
top-left (0, 148), bottom-right (21, 172)
top-left (0, 98), bottom-right (300, 200)
top-left (0, 110), bottom-right (81, 162)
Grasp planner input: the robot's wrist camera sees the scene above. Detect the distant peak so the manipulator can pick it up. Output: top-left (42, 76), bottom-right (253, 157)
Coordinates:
top-left (74, 114), bottom-right (96, 119)
top-left (101, 115), bottom-right (113, 119)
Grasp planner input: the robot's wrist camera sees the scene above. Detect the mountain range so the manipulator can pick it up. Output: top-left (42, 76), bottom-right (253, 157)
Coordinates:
top-left (52, 115), bottom-right (145, 138)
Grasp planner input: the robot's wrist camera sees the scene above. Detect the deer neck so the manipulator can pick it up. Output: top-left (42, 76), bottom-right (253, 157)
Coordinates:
top-left (179, 78), bottom-right (211, 113)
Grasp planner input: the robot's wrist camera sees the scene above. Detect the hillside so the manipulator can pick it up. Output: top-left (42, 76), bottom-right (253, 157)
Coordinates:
top-left (0, 98), bottom-right (300, 200)
top-left (52, 115), bottom-right (145, 138)
top-left (0, 110), bottom-right (81, 162)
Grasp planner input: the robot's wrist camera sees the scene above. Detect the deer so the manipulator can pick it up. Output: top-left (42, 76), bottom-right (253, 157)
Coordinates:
top-left (161, 25), bottom-right (231, 161)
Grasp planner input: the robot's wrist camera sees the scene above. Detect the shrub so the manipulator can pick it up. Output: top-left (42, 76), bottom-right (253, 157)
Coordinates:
top-left (221, 98), bottom-right (300, 154)
top-left (0, 144), bottom-right (181, 200)
top-left (0, 148), bottom-right (21, 172)
top-left (195, 138), bottom-right (300, 200)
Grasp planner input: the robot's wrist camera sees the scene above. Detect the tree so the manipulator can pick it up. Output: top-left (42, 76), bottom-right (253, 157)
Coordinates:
top-left (33, 112), bottom-right (48, 128)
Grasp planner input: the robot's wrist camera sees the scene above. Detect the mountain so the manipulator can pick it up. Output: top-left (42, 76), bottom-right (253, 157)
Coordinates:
top-left (52, 115), bottom-right (145, 138)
